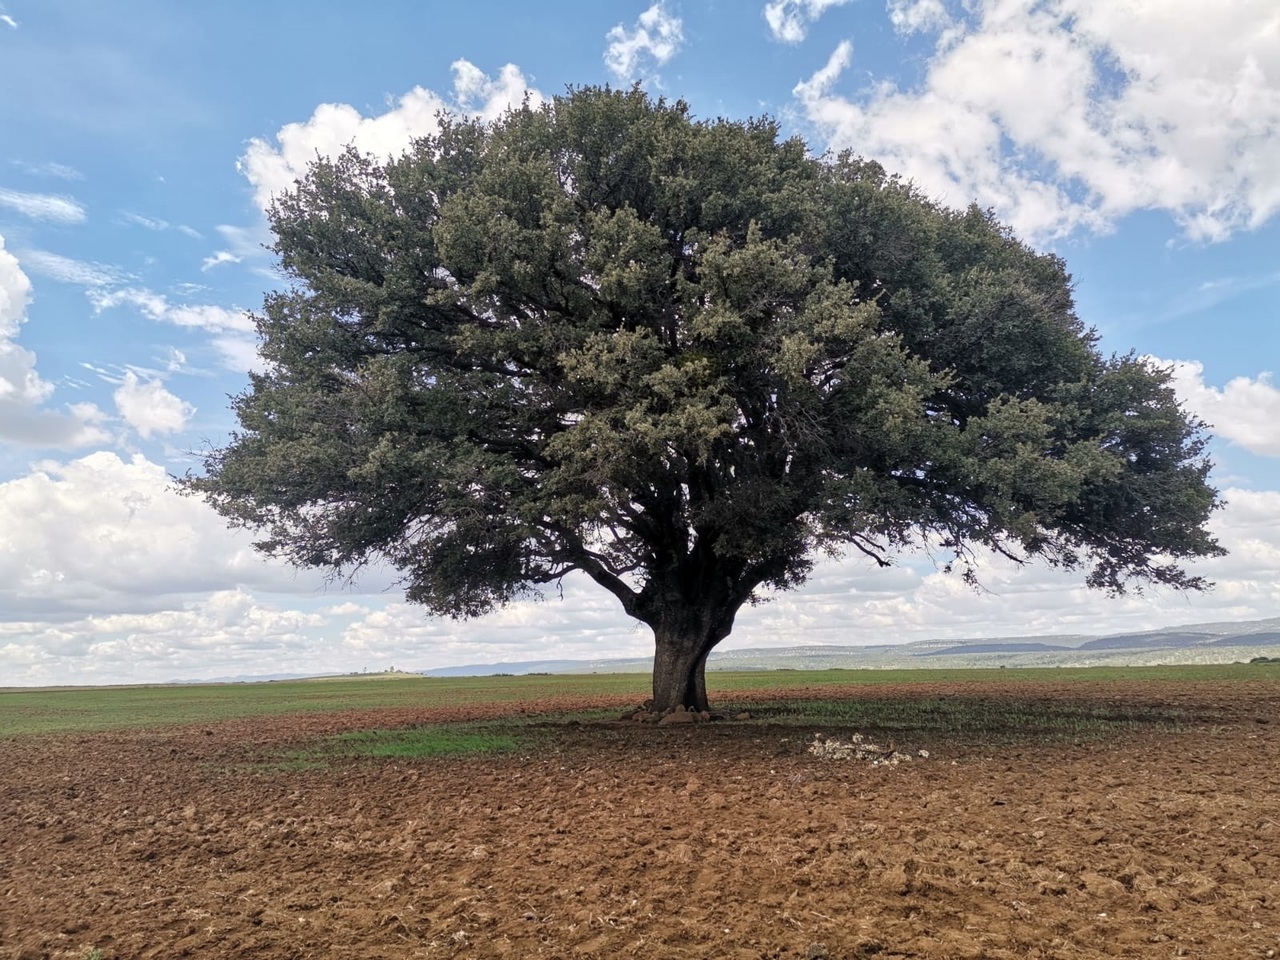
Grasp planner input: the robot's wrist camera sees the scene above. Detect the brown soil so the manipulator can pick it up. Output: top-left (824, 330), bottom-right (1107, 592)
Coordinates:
top-left (3, 679), bottom-right (1278, 959)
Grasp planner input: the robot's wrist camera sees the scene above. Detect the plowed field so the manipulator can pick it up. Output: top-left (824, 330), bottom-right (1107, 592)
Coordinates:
top-left (3, 678), bottom-right (1278, 959)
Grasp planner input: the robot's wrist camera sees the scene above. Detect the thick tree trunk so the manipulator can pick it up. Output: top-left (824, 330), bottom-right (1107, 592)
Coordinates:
top-left (650, 611), bottom-right (729, 713)
top-left (643, 564), bottom-right (743, 714)
top-left (691, 649), bottom-right (709, 712)
top-left (651, 631), bottom-right (710, 713)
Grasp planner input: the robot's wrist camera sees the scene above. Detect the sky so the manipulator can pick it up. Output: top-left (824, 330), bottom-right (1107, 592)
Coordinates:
top-left (1, 0), bottom-right (1278, 686)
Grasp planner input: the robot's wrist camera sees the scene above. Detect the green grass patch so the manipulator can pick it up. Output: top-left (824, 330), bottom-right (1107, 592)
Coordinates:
top-left (731, 694), bottom-right (1198, 742)
top-left (331, 726), bottom-right (522, 758)
top-left (251, 722), bottom-right (529, 773)
top-left (709, 663), bottom-right (1261, 688)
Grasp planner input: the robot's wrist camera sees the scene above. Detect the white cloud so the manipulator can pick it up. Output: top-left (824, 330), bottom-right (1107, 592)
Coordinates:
top-left (742, 484), bottom-right (1280, 647)
top-left (0, 452), bottom-right (335, 623)
top-left (90, 286), bottom-right (253, 334)
top-left (119, 211), bottom-right (169, 231)
top-left (1160, 358), bottom-right (1280, 457)
top-left (0, 236), bottom-right (110, 448)
top-left (887, 0), bottom-right (953, 35)
top-left (200, 250), bottom-right (241, 272)
top-left (112, 371), bottom-right (195, 439)
top-left (0, 351), bottom-right (110, 448)
top-left (206, 333), bottom-right (261, 373)
top-left (0, 339), bottom-right (53, 408)
top-left (450, 61), bottom-right (541, 122)
top-left (764, 0), bottom-right (851, 43)
top-left (161, 347), bottom-right (189, 374)
top-left (605, 3), bottom-right (684, 81)
top-left (1160, 271), bottom-right (1280, 325)
top-left (207, 223), bottom-right (272, 276)
top-left (90, 286), bottom-right (257, 372)
top-left (239, 90), bottom-right (447, 212)
top-left (794, 0), bottom-right (1280, 242)
top-left (92, 289), bottom-right (257, 373)
top-left (0, 590), bottom-right (337, 686)
top-left (238, 62), bottom-right (542, 212)
top-left (15, 248), bottom-right (124, 287)
top-left (0, 187), bottom-right (86, 223)
top-left (11, 160), bottom-right (82, 180)
top-left (0, 234), bottom-right (28, 340)
top-left (0, 449), bottom-right (1275, 685)
top-left (339, 578), bottom-right (651, 668)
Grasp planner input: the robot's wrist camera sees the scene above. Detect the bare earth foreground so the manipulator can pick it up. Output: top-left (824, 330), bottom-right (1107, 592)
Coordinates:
top-left (3, 678), bottom-right (1278, 959)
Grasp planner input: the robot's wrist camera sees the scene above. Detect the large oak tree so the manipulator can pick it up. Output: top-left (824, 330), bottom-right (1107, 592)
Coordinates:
top-left (187, 87), bottom-right (1223, 711)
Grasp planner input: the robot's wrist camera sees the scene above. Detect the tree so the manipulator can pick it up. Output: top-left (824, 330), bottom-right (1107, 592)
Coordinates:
top-left (185, 87), bottom-right (1223, 712)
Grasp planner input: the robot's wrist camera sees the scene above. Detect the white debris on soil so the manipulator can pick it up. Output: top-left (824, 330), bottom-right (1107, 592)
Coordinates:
top-left (807, 732), bottom-right (928, 766)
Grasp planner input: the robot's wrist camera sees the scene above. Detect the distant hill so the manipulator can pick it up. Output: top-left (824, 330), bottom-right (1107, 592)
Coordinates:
top-left (1079, 632), bottom-right (1213, 651)
top-left (1208, 631), bottom-right (1280, 646)
top-left (422, 659), bottom-right (641, 677)
top-left (420, 616), bottom-right (1280, 676)
top-left (918, 641), bottom-right (1073, 656)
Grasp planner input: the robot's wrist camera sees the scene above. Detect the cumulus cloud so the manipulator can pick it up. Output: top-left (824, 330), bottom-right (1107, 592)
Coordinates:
top-left (451, 61), bottom-right (541, 121)
top-left (0, 590), bottom-right (336, 686)
top-left (794, 0), bottom-right (1280, 242)
top-left (1160, 358), bottom-right (1280, 457)
top-left (0, 236), bottom-right (110, 448)
top-left (764, 0), bottom-right (851, 43)
top-left (0, 449), bottom-right (1275, 685)
top-left (8, 474), bottom-right (1274, 685)
top-left (886, 0), bottom-right (953, 35)
top-left (604, 3), bottom-right (684, 81)
top-left (339, 577), bottom-right (651, 670)
top-left (238, 61), bottom-right (542, 212)
top-left (0, 236), bottom-right (28, 340)
top-left (0, 452), bottom-right (336, 623)
top-left (112, 370), bottom-right (195, 439)
top-left (742, 484), bottom-right (1280, 647)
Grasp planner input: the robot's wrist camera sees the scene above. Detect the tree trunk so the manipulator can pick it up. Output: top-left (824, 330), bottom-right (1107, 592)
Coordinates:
top-left (644, 569), bottom-right (742, 714)
top-left (691, 649), bottom-right (709, 712)
top-left (650, 620), bottom-right (723, 713)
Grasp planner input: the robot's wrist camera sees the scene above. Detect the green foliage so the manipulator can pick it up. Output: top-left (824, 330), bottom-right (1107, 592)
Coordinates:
top-left (183, 87), bottom-right (1222, 701)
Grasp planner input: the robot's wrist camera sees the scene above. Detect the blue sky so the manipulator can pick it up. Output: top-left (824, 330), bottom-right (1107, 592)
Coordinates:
top-left (2, 0), bottom-right (1278, 685)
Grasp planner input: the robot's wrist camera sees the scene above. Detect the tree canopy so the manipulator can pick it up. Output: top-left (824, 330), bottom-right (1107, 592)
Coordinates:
top-left (186, 86), bottom-right (1223, 711)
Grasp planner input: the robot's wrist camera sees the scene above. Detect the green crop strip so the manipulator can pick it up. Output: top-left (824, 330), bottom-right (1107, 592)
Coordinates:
top-left (0, 663), bottom-right (1266, 737)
